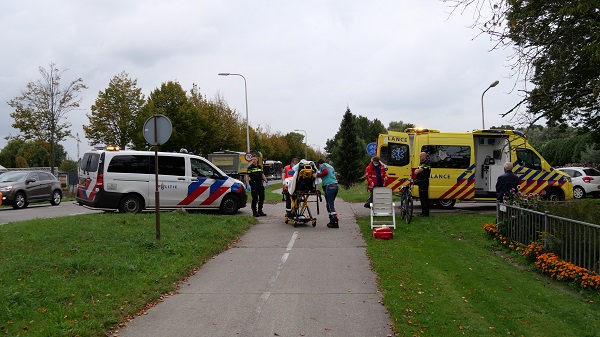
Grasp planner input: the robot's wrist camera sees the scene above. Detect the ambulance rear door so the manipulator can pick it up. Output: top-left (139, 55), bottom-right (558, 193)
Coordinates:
top-left (377, 132), bottom-right (412, 193)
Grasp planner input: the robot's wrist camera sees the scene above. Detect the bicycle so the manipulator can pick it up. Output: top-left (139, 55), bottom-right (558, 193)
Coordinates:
top-left (399, 179), bottom-right (414, 224)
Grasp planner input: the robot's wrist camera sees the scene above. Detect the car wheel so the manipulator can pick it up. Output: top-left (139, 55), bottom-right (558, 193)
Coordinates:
top-left (573, 186), bottom-right (586, 199)
top-left (220, 194), bottom-right (240, 215)
top-left (546, 189), bottom-right (562, 201)
top-left (50, 190), bottom-right (62, 205)
top-left (436, 199), bottom-right (456, 209)
top-left (12, 192), bottom-right (27, 209)
top-left (119, 194), bottom-right (143, 213)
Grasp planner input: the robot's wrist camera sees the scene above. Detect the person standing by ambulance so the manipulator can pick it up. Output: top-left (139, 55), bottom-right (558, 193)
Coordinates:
top-left (364, 156), bottom-right (388, 208)
top-left (282, 158), bottom-right (299, 217)
top-left (246, 154), bottom-right (268, 217)
top-left (414, 151), bottom-right (431, 216)
top-left (316, 158), bottom-right (339, 228)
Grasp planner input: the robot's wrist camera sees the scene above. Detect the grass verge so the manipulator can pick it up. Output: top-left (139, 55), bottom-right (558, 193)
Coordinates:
top-left (0, 212), bottom-right (256, 336)
top-left (358, 214), bottom-right (600, 336)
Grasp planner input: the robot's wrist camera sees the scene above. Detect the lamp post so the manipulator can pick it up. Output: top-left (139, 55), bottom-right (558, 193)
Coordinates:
top-left (481, 80), bottom-right (499, 129)
top-left (311, 143), bottom-right (321, 159)
top-left (218, 73), bottom-right (250, 153)
top-left (294, 129), bottom-right (307, 159)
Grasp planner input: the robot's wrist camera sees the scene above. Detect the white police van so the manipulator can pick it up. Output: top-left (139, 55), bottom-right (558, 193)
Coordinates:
top-left (76, 148), bottom-right (247, 214)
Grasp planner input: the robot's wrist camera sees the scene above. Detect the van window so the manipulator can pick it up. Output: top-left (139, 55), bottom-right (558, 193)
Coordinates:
top-left (80, 153), bottom-right (100, 172)
top-left (422, 145), bottom-right (471, 169)
top-left (191, 158), bottom-right (217, 178)
top-left (383, 143), bottom-right (410, 167)
top-left (157, 156), bottom-right (185, 176)
top-left (108, 155), bottom-right (151, 174)
top-left (516, 148), bottom-right (542, 170)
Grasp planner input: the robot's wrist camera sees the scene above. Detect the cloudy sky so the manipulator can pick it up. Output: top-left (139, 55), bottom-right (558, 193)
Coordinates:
top-left (0, 0), bottom-right (524, 161)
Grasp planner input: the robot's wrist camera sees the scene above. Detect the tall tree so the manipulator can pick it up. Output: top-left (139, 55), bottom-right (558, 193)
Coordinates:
top-left (445, 0), bottom-right (600, 133)
top-left (333, 108), bottom-right (363, 189)
top-left (83, 71), bottom-right (145, 149)
top-left (133, 81), bottom-right (202, 153)
top-left (7, 62), bottom-right (87, 174)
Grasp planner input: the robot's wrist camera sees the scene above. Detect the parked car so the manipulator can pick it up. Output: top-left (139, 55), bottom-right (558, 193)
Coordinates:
top-left (555, 167), bottom-right (600, 199)
top-left (0, 171), bottom-right (63, 209)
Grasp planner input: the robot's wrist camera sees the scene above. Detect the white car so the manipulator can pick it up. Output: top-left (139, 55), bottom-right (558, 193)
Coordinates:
top-left (556, 167), bottom-right (600, 199)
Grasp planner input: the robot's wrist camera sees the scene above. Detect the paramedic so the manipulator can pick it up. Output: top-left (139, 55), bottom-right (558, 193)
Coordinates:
top-left (414, 151), bottom-right (431, 216)
top-left (496, 162), bottom-right (519, 202)
top-left (316, 158), bottom-right (339, 228)
top-left (282, 158), bottom-right (299, 217)
top-left (364, 156), bottom-right (388, 208)
top-left (246, 154), bottom-right (268, 217)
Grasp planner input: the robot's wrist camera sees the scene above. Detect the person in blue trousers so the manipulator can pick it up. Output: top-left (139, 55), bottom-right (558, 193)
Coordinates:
top-left (316, 158), bottom-right (339, 228)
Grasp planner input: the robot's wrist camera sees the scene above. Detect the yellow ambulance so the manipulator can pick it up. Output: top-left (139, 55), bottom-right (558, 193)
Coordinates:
top-left (377, 128), bottom-right (573, 208)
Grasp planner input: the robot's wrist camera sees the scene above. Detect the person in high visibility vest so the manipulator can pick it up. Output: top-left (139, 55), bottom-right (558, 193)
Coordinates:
top-left (246, 154), bottom-right (268, 217)
top-left (282, 158), bottom-right (299, 217)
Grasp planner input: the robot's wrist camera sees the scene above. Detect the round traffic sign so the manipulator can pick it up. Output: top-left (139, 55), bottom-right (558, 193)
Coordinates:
top-left (244, 152), bottom-right (254, 162)
top-left (143, 115), bottom-right (173, 145)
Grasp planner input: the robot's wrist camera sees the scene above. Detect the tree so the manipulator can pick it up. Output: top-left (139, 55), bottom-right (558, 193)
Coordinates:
top-left (333, 108), bottom-right (363, 189)
top-left (0, 139), bottom-right (24, 168)
top-left (387, 121), bottom-right (415, 132)
top-left (132, 81), bottom-right (203, 153)
top-left (445, 1), bottom-right (600, 133)
top-left (7, 62), bottom-right (87, 174)
top-left (83, 71), bottom-right (145, 149)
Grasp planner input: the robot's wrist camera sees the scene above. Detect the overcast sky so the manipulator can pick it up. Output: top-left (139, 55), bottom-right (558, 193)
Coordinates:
top-left (0, 0), bottom-right (524, 161)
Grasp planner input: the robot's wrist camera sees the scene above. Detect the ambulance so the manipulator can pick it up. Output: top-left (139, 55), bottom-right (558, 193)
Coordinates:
top-left (377, 128), bottom-right (573, 208)
top-left (76, 148), bottom-right (247, 214)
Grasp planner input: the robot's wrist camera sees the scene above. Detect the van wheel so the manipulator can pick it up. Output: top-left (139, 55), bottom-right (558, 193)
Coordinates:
top-left (50, 190), bottom-right (62, 205)
top-left (220, 194), bottom-right (240, 215)
top-left (436, 199), bottom-right (456, 209)
top-left (546, 189), bottom-right (562, 201)
top-left (119, 194), bottom-right (143, 213)
top-left (12, 192), bottom-right (27, 209)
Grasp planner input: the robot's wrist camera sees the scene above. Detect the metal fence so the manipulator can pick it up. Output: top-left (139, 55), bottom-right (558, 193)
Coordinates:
top-left (496, 203), bottom-right (600, 274)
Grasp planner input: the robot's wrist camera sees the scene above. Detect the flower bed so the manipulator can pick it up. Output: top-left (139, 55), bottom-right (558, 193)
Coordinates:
top-left (484, 223), bottom-right (600, 290)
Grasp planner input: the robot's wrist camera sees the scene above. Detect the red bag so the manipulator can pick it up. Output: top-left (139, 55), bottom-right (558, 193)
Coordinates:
top-left (372, 226), bottom-right (393, 240)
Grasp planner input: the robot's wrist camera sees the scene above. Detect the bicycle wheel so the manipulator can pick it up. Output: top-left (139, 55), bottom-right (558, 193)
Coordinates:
top-left (399, 194), bottom-right (407, 219)
top-left (405, 195), bottom-right (413, 224)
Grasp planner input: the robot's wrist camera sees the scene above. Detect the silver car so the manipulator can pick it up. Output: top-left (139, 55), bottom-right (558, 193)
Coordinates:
top-left (556, 167), bottom-right (600, 199)
top-left (0, 171), bottom-right (63, 209)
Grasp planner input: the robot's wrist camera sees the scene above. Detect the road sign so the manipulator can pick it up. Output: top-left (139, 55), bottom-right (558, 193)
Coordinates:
top-left (143, 115), bottom-right (172, 145)
top-left (244, 152), bottom-right (254, 162)
top-left (366, 142), bottom-right (377, 156)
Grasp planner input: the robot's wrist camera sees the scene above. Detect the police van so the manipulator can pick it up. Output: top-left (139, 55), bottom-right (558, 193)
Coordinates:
top-left (377, 128), bottom-right (573, 208)
top-left (76, 148), bottom-right (247, 214)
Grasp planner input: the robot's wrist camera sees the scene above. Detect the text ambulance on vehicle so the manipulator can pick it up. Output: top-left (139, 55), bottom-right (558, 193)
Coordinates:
top-left (377, 128), bottom-right (573, 208)
top-left (76, 148), bottom-right (247, 214)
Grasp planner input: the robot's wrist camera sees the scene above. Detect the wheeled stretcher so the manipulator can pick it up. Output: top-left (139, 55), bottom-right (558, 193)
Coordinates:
top-left (284, 160), bottom-right (322, 227)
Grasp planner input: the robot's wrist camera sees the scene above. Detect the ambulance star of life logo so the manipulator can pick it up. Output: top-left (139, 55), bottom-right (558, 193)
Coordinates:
top-left (391, 147), bottom-right (406, 161)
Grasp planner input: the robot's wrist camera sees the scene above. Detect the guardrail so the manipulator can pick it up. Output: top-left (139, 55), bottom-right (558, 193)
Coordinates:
top-left (497, 202), bottom-right (600, 274)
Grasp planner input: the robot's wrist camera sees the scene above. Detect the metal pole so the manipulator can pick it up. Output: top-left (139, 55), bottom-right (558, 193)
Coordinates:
top-left (153, 114), bottom-right (160, 240)
top-left (219, 73), bottom-right (250, 153)
top-left (481, 80), bottom-right (499, 129)
top-left (295, 129), bottom-right (307, 159)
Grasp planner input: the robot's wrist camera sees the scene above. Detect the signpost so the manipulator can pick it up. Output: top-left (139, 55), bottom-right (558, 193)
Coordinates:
top-left (143, 114), bottom-right (172, 240)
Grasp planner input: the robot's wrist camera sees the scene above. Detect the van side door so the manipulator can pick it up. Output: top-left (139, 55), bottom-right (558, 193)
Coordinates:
top-left (151, 155), bottom-right (187, 208)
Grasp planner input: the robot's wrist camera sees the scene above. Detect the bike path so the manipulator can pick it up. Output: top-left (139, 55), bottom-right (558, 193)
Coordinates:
top-left (117, 198), bottom-right (394, 337)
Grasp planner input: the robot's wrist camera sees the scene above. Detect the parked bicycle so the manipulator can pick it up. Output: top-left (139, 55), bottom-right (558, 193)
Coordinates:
top-left (399, 179), bottom-right (414, 224)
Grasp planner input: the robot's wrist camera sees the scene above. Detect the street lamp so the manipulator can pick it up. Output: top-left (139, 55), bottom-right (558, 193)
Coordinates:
top-left (294, 129), bottom-right (307, 159)
top-left (311, 143), bottom-right (321, 159)
top-left (481, 80), bottom-right (499, 129)
top-left (218, 73), bottom-right (250, 153)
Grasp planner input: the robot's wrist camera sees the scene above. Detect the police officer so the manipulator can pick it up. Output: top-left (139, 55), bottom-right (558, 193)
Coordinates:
top-left (246, 154), bottom-right (268, 217)
top-left (414, 151), bottom-right (431, 216)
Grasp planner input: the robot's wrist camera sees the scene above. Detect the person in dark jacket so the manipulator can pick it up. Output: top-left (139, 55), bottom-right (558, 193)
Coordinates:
top-left (496, 162), bottom-right (520, 202)
top-left (414, 151), bottom-right (431, 216)
top-left (245, 154), bottom-right (267, 217)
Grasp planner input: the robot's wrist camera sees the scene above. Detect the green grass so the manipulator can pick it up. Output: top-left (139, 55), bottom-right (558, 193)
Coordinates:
top-left (0, 212), bottom-right (256, 336)
top-left (358, 214), bottom-right (600, 336)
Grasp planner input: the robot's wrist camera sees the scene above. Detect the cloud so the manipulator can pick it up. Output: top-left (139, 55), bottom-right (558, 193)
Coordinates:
top-left (0, 0), bottom-right (524, 161)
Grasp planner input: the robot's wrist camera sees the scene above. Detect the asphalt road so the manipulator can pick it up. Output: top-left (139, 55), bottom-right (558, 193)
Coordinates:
top-left (0, 200), bottom-right (102, 225)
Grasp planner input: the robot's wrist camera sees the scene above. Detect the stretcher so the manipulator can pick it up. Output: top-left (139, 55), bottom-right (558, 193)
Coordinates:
top-left (284, 160), bottom-right (322, 227)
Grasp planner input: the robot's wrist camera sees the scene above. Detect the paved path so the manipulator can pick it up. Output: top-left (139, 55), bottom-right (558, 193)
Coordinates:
top-left (117, 197), bottom-right (394, 337)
